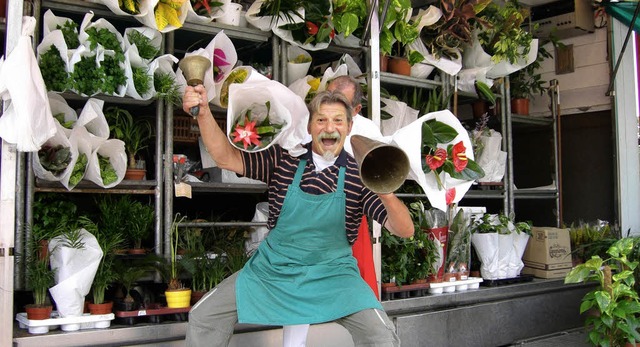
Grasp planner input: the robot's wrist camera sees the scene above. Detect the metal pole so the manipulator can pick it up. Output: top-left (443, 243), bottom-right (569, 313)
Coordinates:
top-left (1, 0), bottom-right (24, 343)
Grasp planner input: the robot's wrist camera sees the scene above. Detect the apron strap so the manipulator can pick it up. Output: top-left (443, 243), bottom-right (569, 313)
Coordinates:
top-left (292, 159), bottom-right (307, 186)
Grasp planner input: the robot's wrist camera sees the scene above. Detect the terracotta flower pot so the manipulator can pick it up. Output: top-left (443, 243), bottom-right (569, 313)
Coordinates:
top-left (511, 98), bottom-right (530, 115)
top-left (124, 168), bottom-right (146, 180)
top-left (25, 304), bottom-right (53, 320)
top-left (88, 301), bottom-right (114, 315)
top-left (380, 54), bottom-right (389, 72)
top-left (387, 57), bottom-right (411, 76)
top-left (190, 290), bottom-right (207, 306)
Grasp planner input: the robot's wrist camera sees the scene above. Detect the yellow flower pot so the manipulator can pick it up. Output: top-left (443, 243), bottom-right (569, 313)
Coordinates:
top-left (165, 289), bottom-right (192, 308)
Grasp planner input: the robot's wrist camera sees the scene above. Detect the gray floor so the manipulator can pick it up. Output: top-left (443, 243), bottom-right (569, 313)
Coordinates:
top-left (508, 328), bottom-right (591, 347)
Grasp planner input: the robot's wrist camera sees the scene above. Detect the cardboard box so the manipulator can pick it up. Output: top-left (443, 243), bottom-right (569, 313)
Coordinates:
top-left (522, 227), bottom-right (573, 279)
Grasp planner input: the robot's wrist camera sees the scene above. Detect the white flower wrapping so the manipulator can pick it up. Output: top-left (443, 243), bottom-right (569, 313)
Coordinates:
top-left (186, 0), bottom-right (226, 24)
top-left (66, 125), bottom-right (93, 190)
top-left (462, 31), bottom-right (538, 79)
top-left (123, 26), bottom-right (162, 64)
top-left (75, 98), bottom-right (110, 149)
top-left (48, 92), bottom-right (77, 138)
top-left (37, 29), bottom-right (71, 83)
top-left (226, 79), bottom-right (308, 155)
top-left (213, 65), bottom-right (268, 108)
top-left (79, 12), bottom-right (125, 55)
top-left (32, 122), bottom-right (73, 183)
top-left (124, 45), bottom-right (154, 100)
top-left (42, 10), bottom-right (80, 47)
top-left (85, 138), bottom-right (127, 188)
top-left (176, 30), bottom-right (238, 104)
top-left (390, 110), bottom-right (475, 212)
top-left (135, 0), bottom-right (189, 33)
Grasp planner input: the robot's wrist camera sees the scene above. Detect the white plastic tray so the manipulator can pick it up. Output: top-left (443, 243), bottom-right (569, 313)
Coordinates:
top-left (428, 277), bottom-right (484, 294)
top-left (16, 312), bottom-right (114, 334)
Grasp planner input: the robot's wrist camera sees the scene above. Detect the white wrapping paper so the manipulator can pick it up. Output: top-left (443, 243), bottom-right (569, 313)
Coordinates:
top-left (226, 79), bottom-right (308, 156)
top-left (49, 229), bottom-right (102, 317)
top-left (0, 17), bottom-right (56, 152)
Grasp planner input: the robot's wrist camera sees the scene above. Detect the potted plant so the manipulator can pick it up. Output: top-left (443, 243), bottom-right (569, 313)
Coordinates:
top-left (378, 0), bottom-right (421, 74)
top-left (159, 213), bottom-right (191, 308)
top-left (564, 237), bottom-right (640, 347)
top-left (80, 215), bottom-right (125, 315)
top-left (331, 0), bottom-right (367, 44)
top-left (104, 106), bottom-right (154, 180)
top-left (508, 37), bottom-right (556, 115)
top-left (126, 199), bottom-right (155, 254)
top-left (114, 261), bottom-right (148, 324)
top-left (569, 221), bottom-right (617, 266)
top-left (24, 230), bottom-right (56, 320)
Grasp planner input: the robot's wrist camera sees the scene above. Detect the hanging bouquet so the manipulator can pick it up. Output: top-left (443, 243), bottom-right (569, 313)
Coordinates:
top-left (230, 101), bottom-right (286, 151)
top-left (191, 0), bottom-right (223, 17)
top-left (421, 118), bottom-right (484, 203)
top-left (213, 48), bottom-right (231, 82)
top-left (274, 0), bottom-right (334, 50)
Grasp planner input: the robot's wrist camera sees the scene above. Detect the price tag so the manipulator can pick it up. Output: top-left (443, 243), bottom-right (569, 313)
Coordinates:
top-left (138, 310), bottom-right (146, 316)
top-left (175, 182), bottom-right (192, 198)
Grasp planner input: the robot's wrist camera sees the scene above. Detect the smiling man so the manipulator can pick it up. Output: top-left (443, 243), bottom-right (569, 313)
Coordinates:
top-left (182, 86), bottom-right (413, 347)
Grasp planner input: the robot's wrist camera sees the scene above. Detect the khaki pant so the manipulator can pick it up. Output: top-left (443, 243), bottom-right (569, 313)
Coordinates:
top-left (186, 272), bottom-right (401, 347)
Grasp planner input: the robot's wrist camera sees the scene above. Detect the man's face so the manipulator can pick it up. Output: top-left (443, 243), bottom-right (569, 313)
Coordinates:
top-left (308, 102), bottom-right (353, 159)
top-left (327, 83), bottom-right (362, 116)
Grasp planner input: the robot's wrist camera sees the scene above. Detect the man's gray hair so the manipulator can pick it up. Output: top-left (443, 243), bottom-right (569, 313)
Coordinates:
top-left (328, 75), bottom-right (363, 108)
top-left (307, 90), bottom-right (354, 125)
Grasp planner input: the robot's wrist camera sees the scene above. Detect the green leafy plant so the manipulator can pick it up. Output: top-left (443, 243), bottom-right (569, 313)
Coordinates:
top-left (70, 55), bottom-right (104, 95)
top-left (100, 54), bottom-right (127, 95)
top-left (418, 0), bottom-right (491, 60)
top-left (379, 0), bottom-right (421, 62)
top-left (569, 221), bottom-right (617, 264)
top-left (119, 0), bottom-right (141, 14)
top-left (509, 36), bottom-right (558, 100)
top-left (154, 71), bottom-right (183, 107)
top-left (69, 153), bottom-right (88, 186)
top-left (79, 215), bottom-right (125, 305)
top-left (257, 0), bottom-right (305, 25)
top-left (127, 30), bottom-right (159, 60)
top-left (104, 106), bottom-right (154, 169)
top-left (565, 237), bottom-right (640, 347)
top-left (476, 1), bottom-right (533, 64)
top-left (132, 66), bottom-right (152, 96)
top-left (331, 0), bottom-right (367, 39)
top-left (24, 230), bottom-right (56, 307)
top-left (277, 0), bottom-right (334, 46)
top-left (56, 20), bottom-right (80, 49)
top-left (116, 263), bottom-right (148, 303)
top-left (85, 27), bottom-right (124, 62)
top-left (98, 154), bottom-right (118, 185)
top-left (127, 200), bottom-right (154, 250)
top-left (38, 145), bottom-right (71, 176)
top-left (39, 45), bottom-right (69, 92)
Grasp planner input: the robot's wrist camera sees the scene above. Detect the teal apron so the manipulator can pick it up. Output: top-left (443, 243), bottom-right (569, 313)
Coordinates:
top-left (236, 159), bottom-right (382, 325)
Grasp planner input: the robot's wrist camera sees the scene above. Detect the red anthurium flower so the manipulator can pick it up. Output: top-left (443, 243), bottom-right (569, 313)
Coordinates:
top-left (426, 148), bottom-right (447, 170)
top-left (231, 117), bottom-right (261, 149)
top-left (306, 21), bottom-right (319, 35)
top-left (445, 188), bottom-right (456, 205)
top-left (451, 141), bottom-right (468, 172)
top-left (213, 49), bottom-right (230, 82)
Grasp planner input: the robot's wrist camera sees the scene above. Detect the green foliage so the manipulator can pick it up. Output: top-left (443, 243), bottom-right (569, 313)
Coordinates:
top-left (132, 66), bottom-right (152, 96)
top-left (69, 153), bottom-right (88, 186)
top-left (78, 215), bottom-right (125, 304)
top-left (56, 20), bottom-right (80, 49)
top-left (565, 238), bottom-right (640, 347)
top-left (378, 0), bottom-right (420, 61)
top-left (476, 1), bottom-right (533, 64)
top-left (447, 209), bottom-right (473, 274)
top-left (331, 0), bottom-right (366, 38)
top-left (116, 262), bottom-right (149, 303)
top-left (128, 200), bottom-right (154, 249)
top-left (257, 0), bottom-right (305, 25)
top-left (98, 154), bottom-right (118, 185)
top-left (509, 36), bottom-right (558, 99)
top-left (127, 30), bottom-right (159, 60)
top-left (85, 27), bottom-right (124, 62)
top-left (38, 145), bottom-right (71, 176)
top-left (100, 54), bottom-right (127, 95)
top-left (569, 221), bottom-right (617, 263)
top-left (32, 194), bottom-right (77, 240)
top-left (54, 113), bottom-right (75, 129)
top-left (39, 45), bottom-right (69, 92)
top-left (25, 231), bottom-right (55, 306)
top-left (471, 212), bottom-right (532, 235)
top-left (70, 55), bottom-right (104, 95)
top-left (154, 71), bottom-right (183, 107)
top-left (104, 106), bottom-right (154, 168)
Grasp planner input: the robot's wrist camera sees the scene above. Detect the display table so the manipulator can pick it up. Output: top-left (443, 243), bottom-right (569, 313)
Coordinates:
top-left (13, 278), bottom-right (593, 347)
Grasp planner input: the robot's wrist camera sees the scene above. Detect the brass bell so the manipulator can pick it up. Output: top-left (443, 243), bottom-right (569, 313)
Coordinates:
top-left (179, 55), bottom-right (211, 117)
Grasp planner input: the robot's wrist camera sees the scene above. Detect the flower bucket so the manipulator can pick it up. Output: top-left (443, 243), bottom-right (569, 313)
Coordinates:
top-left (166, 288), bottom-right (191, 308)
top-left (216, 3), bottom-right (243, 26)
top-left (426, 226), bottom-right (448, 282)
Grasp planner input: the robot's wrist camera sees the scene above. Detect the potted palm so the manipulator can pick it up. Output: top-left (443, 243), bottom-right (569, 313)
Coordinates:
top-left (80, 215), bottom-right (125, 315)
top-left (157, 213), bottom-right (191, 308)
top-left (509, 38), bottom-right (555, 115)
top-left (114, 262), bottom-right (148, 324)
top-left (24, 230), bottom-right (56, 320)
top-left (126, 200), bottom-right (154, 254)
top-left (564, 237), bottom-right (640, 347)
top-left (104, 106), bottom-right (154, 180)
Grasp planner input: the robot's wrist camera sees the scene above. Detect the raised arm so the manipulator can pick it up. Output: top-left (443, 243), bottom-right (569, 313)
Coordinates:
top-left (378, 193), bottom-right (414, 238)
top-left (183, 85), bottom-right (243, 174)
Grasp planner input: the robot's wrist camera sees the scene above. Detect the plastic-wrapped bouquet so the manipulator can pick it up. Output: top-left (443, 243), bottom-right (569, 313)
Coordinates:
top-left (230, 101), bottom-right (285, 151)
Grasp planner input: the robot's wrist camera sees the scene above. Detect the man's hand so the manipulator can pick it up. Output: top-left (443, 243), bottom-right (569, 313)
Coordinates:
top-left (183, 85), bottom-right (208, 118)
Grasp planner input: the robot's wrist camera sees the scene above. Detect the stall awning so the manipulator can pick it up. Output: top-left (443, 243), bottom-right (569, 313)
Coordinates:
top-left (605, 1), bottom-right (640, 34)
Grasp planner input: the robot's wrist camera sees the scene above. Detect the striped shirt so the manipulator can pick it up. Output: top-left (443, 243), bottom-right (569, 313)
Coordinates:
top-left (241, 144), bottom-right (388, 244)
